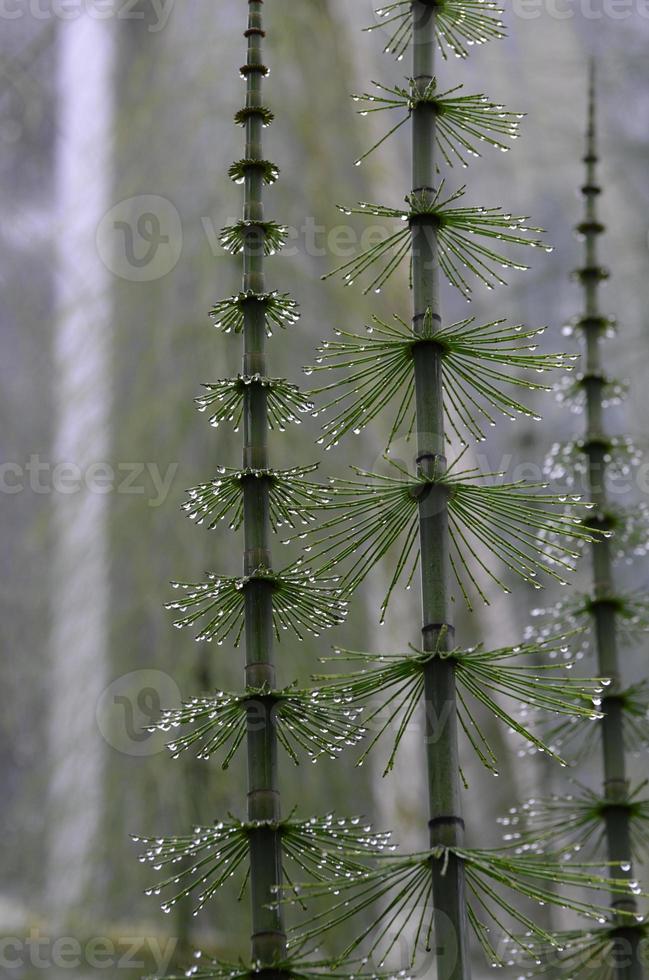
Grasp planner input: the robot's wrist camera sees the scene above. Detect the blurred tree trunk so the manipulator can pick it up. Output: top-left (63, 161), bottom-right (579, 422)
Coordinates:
top-left (48, 14), bottom-right (115, 925)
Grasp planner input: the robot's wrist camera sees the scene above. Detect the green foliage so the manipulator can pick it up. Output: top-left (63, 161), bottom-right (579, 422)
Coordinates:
top-left (352, 79), bottom-right (522, 168)
top-left (307, 312), bottom-right (572, 448)
top-left (137, 7), bottom-right (399, 976)
top-left (234, 105), bottom-right (275, 127)
top-left (286, 459), bottom-right (596, 613)
top-left (228, 159), bottom-right (280, 185)
top-left (164, 955), bottom-right (406, 980)
top-left (518, 67), bottom-right (649, 975)
top-left (195, 377), bottom-right (314, 432)
top-left (365, 1), bottom-right (506, 61)
top-left (326, 186), bottom-right (549, 296)
top-left (219, 219), bottom-right (288, 257)
top-left (554, 371), bottom-right (629, 413)
top-left (167, 568), bottom-right (347, 645)
top-left (545, 436), bottom-right (642, 490)
top-left (543, 679), bottom-right (649, 762)
top-left (151, 682), bottom-right (364, 765)
top-left (516, 922), bottom-right (649, 980)
top-left (278, 6), bottom-right (628, 977)
top-left (501, 782), bottom-right (649, 864)
top-left (285, 846), bottom-right (643, 967)
top-left (528, 592), bottom-right (649, 660)
top-left (313, 634), bottom-right (605, 776)
top-left (135, 815), bottom-right (391, 917)
top-left (210, 292), bottom-right (300, 336)
top-left (137, 6), bottom-right (647, 979)
top-left (183, 465), bottom-right (329, 533)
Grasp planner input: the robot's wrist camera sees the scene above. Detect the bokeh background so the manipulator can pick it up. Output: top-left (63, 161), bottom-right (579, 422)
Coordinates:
top-left (2, 1), bottom-right (648, 977)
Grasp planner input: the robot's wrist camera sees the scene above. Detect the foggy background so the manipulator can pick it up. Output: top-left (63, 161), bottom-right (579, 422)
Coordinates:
top-left (1, 0), bottom-right (648, 977)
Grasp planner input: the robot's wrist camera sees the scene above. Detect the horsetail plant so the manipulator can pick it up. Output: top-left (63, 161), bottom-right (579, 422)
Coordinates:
top-left (133, 7), bottom-right (646, 978)
top-left (134, 6), bottom-right (406, 979)
top-left (511, 68), bottom-right (649, 980)
top-left (279, 6), bottom-right (646, 978)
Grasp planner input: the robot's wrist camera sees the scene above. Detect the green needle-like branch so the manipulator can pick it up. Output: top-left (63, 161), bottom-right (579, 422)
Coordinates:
top-left (210, 291), bottom-right (300, 336)
top-left (365, 1), bottom-right (506, 61)
top-left (220, 219), bottom-right (288, 257)
top-left (352, 78), bottom-right (523, 168)
top-left (545, 436), bottom-right (643, 493)
top-left (234, 104), bottom-right (275, 128)
top-left (151, 682), bottom-right (365, 766)
top-left (501, 782), bottom-right (649, 865)
top-left (306, 312), bottom-right (573, 448)
top-left (528, 592), bottom-right (649, 661)
top-left (195, 376), bottom-right (314, 432)
top-left (532, 68), bottom-right (649, 974)
top-left (515, 921), bottom-right (649, 980)
top-left (160, 955), bottom-right (409, 980)
top-left (286, 847), bottom-right (643, 968)
top-left (182, 465), bottom-right (331, 533)
top-left (285, 461), bottom-right (597, 614)
top-left (313, 634), bottom-right (605, 776)
top-left (326, 185), bottom-right (550, 296)
top-left (555, 371), bottom-right (629, 413)
top-left (542, 679), bottom-right (649, 763)
top-left (167, 568), bottom-right (348, 646)
top-left (581, 504), bottom-right (649, 563)
top-left (134, 815), bottom-right (392, 918)
top-left (229, 158), bottom-right (280, 186)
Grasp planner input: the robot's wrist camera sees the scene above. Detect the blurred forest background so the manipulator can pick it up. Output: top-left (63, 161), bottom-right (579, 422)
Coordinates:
top-left (1, 1), bottom-right (648, 977)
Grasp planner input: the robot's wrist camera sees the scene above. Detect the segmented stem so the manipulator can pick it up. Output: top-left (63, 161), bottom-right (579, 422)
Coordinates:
top-left (411, 4), bottom-right (471, 977)
top-left (578, 65), bottom-right (642, 980)
top-left (241, 3), bottom-right (287, 968)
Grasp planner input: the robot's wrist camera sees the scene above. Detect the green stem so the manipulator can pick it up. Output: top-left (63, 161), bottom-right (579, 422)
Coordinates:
top-left (579, 65), bottom-right (642, 980)
top-left (241, 2), bottom-right (286, 967)
top-left (411, 3), bottom-right (471, 977)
